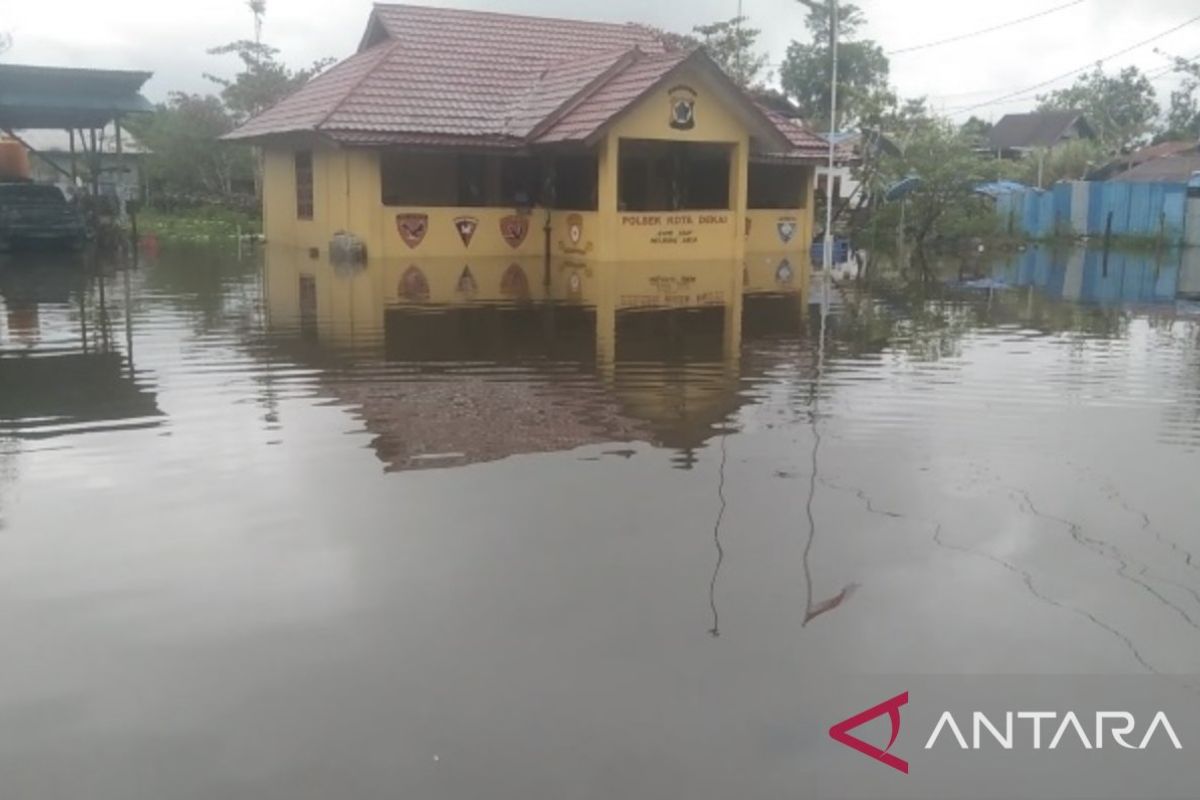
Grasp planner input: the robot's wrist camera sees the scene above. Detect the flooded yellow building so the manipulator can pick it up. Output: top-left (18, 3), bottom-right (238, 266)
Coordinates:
top-left (227, 3), bottom-right (826, 268)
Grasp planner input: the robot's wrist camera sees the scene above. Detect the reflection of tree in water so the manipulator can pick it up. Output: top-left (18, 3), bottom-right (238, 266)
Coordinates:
top-left (829, 260), bottom-right (1130, 362)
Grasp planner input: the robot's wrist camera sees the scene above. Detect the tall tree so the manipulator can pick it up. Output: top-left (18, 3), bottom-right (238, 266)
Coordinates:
top-left (1160, 56), bottom-right (1200, 142)
top-left (205, 40), bottom-right (332, 123)
top-left (875, 121), bottom-right (999, 246)
top-left (1037, 65), bottom-right (1158, 151)
top-left (779, 0), bottom-right (891, 131)
top-left (691, 16), bottom-right (770, 88)
top-left (125, 93), bottom-right (254, 197)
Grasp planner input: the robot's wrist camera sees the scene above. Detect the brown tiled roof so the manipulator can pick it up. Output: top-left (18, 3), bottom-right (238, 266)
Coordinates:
top-left (759, 109), bottom-right (828, 160)
top-left (534, 50), bottom-right (691, 142)
top-left (226, 2), bottom-right (819, 161)
top-left (227, 41), bottom-right (395, 140)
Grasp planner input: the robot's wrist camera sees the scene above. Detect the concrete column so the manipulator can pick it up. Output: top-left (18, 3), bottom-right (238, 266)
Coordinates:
top-left (730, 138), bottom-right (748, 262)
top-left (596, 133), bottom-right (620, 261)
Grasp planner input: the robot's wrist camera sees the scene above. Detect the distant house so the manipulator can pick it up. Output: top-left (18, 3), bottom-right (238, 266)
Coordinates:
top-left (1093, 141), bottom-right (1200, 183)
top-left (986, 111), bottom-right (1094, 158)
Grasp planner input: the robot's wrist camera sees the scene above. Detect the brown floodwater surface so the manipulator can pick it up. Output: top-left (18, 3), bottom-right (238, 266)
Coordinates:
top-left (1, 244), bottom-right (1200, 799)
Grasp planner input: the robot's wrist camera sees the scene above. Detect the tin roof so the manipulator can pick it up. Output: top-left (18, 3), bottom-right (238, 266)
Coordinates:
top-left (227, 3), bottom-right (811, 159)
top-left (0, 64), bottom-right (153, 129)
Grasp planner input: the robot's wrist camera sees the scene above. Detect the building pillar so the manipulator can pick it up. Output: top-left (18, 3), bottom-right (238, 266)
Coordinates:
top-left (596, 133), bottom-right (620, 262)
top-left (730, 138), bottom-right (748, 262)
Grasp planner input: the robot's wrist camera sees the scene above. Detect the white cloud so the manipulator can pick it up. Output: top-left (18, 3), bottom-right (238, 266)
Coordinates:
top-left (0, 0), bottom-right (1192, 120)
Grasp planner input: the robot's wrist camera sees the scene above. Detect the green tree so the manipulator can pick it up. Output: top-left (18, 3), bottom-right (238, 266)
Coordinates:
top-left (690, 16), bottom-right (770, 88)
top-left (1159, 56), bottom-right (1199, 141)
top-left (959, 116), bottom-right (993, 148)
top-left (205, 40), bottom-right (332, 123)
top-left (1037, 65), bottom-right (1158, 151)
top-left (1018, 139), bottom-right (1105, 186)
top-left (876, 121), bottom-right (998, 246)
top-left (779, 0), bottom-right (891, 131)
top-left (125, 93), bottom-right (254, 197)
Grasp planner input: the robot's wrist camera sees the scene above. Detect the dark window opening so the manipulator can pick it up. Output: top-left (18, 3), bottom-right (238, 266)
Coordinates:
top-left (294, 151), bottom-right (313, 220)
top-left (748, 163), bottom-right (808, 209)
top-left (501, 157), bottom-right (542, 208)
top-left (617, 139), bottom-right (731, 212)
top-left (550, 155), bottom-right (598, 210)
top-left (381, 151), bottom-right (457, 206)
top-left (457, 154), bottom-right (486, 207)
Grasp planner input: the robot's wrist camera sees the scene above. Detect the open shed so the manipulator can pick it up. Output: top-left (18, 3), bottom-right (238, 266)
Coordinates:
top-left (0, 63), bottom-right (153, 193)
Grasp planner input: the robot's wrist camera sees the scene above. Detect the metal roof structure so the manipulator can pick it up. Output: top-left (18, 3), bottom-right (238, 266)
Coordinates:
top-left (0, 64), bottom-right (153, 130)
top-left (227, 2), bottom-right (822, 161)
top-left (986, 111), bottom-right (1092, 152)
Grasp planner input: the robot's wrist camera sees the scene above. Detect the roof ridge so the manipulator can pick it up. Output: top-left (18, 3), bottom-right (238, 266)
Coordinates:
top-left (372, 2), bottom-right (661, 36)
top-left (315, 38), bottom-right (403, 133)
top-left (523, 47), bottom-right (643, 142)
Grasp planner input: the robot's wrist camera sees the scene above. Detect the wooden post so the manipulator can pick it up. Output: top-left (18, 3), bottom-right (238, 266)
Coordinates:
top-left (89, 127), bottom-right (99, 196)
top-left (1102, 210), bottom-right (1113, 278)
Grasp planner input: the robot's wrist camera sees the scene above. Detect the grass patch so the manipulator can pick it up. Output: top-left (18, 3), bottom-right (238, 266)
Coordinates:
top-left (136, 207), bottom-right (261, 242)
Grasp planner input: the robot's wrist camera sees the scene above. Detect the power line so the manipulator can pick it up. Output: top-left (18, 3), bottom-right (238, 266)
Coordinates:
top-left (887, 0), bottom-right (1086, 56)
top-left (943, 12), bottom-right (1200, 116)
top-left (932, 51), bottom-right (1198, 113)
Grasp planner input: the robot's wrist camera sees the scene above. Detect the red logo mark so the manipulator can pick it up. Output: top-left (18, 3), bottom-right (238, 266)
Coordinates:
top-left (829, 691), bottom-right (909, 774)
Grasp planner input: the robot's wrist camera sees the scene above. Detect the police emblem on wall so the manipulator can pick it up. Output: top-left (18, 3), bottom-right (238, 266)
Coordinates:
top-left (776, 216), bottom-right (798, 244)
top-left (775, 258), bottom-right (794, 285)
top-left (395, 213), bottom-right (428, 249)
top-left (500, 263), bottom-right (531, 300)
top-left (456, 265), bottom-right (478, 296)
top-left (668, 85), bottom-right (696, 130)
top-left (400, 265), bottom-right (430, 301)
top-left (499, 214), bottom-right (530, 249)
top-left (454, 216), bottom-right (479, 247)
top-left (558, 213), bottom-right (594, 255)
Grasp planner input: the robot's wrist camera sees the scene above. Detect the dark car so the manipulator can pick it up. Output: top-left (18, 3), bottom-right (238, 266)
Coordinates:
top-left (0, 182), bottom-right (88, 251)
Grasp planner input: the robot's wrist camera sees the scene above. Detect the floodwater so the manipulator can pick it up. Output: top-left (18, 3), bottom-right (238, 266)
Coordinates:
top-left (2, 242), bottom-right (1200, 799)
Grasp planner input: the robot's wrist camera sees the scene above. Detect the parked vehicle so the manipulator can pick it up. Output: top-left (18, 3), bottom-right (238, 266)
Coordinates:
top-left (0, 182), bottom-right (88, 251)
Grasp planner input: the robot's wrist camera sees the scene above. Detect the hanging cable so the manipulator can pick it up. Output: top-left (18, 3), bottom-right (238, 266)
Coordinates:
top-left (943, 13), bottom-right (1200, 116)
top-left (887, 0), bottom-right (1085, 56)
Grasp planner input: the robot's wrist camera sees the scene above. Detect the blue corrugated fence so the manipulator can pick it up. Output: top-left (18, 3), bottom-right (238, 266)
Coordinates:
top-left (994, 181), bottom-right (1193, 243)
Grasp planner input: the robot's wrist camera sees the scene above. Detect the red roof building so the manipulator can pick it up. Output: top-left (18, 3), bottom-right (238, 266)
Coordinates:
top-left (230, 3), bottom-right (825, 264)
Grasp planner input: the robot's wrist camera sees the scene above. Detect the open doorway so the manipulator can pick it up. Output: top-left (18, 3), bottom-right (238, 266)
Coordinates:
top-left (617, 139), bottom-right (731, 212)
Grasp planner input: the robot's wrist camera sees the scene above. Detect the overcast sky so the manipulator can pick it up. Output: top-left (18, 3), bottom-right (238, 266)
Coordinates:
top-left (1, 0), bottom-right (1196, 122)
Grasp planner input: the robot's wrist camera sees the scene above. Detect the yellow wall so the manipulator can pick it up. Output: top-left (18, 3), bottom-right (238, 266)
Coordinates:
top-left (259, 61), bottom-right (813, 270)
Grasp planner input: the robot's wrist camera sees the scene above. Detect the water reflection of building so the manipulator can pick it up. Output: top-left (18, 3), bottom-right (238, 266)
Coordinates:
top-left (263, 246), bottom-right (807, 470)
top-left (0, 256), bottom-right (160, 437)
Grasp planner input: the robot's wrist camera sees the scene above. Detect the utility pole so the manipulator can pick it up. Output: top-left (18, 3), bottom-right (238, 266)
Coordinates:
top-left (822, 0), bottom-right (839, 309)
top-left (735, 0), bottom-right (743, 85)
